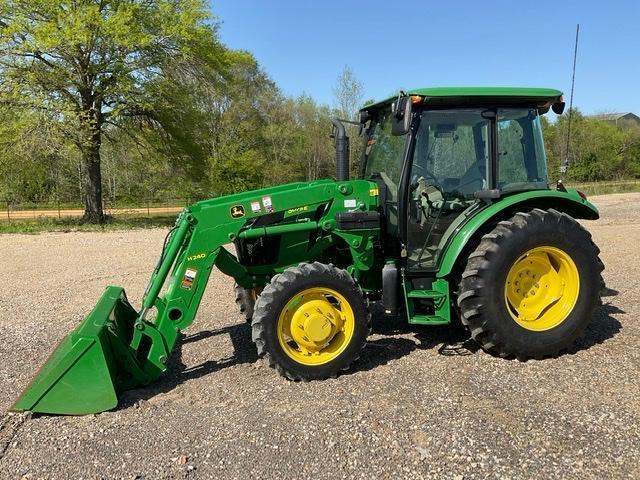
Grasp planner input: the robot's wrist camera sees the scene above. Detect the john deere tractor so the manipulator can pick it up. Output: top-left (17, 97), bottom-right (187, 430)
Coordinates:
top-left (13, 87), bottom-right (604, 415)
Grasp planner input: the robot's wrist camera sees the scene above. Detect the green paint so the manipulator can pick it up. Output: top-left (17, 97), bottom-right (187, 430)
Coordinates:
top-left (364, 86), bottom-right (563, 110)
top-left (403, 277), bottom-right (451, 325)
top-left (12, 287), bottom-right (151, 414)
top-left (436, 189), bottom-right (599, 277)
top-left (409, 86), bottom-right (563, 98)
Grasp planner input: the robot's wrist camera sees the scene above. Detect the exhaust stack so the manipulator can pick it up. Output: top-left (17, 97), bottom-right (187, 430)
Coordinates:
top-left (331, 119), bottom-right (350, 181)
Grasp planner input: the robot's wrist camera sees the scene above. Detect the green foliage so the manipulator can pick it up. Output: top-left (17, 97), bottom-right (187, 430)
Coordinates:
top-left (0, 2), bottom-right (368, 213)
top-left (0, 0), bottom-right (229, 220)
top-left (543, 109), bottom-right (640, 182)
top-left (8, 1), bottom-right (637, 221)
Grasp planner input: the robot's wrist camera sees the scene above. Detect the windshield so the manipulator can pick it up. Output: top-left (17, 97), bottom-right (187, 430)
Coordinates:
top-left (363, 109), bottom-right (407, 200)
top-left (413, 108), bottom-right (489, 200)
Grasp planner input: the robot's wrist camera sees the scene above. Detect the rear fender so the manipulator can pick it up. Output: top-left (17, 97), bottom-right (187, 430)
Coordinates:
top-left (437, 189), bottom-right (599, 278)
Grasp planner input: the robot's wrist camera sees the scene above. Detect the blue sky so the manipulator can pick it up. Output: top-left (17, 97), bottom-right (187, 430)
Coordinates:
top-left (213, 1), bottom-right (639, 115)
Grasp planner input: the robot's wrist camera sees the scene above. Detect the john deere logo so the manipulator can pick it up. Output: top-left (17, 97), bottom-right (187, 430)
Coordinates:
top-left (230, 205), bottom-right (245, 219)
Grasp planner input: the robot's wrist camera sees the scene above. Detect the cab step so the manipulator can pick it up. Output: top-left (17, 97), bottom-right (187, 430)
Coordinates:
top-left (403, 278), bottom-right (452, 325)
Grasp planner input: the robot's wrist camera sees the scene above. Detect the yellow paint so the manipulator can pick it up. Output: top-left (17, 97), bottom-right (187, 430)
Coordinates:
top-left (277, 287), bottom-right (355, 365)
top-left (504, 246), bottom-right (579, 331)
top-left (369, 188), bottom-right (379, 197)
top-left (286, 205), bottom-right (309, 214)
top-left (230, 205), bottom-right (245, 218)
top-left (187, 253), bottom-right (206, 261)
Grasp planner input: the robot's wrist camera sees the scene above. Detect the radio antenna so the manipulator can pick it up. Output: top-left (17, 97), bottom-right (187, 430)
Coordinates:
top-left (561, 24), bottom-right (580, 174)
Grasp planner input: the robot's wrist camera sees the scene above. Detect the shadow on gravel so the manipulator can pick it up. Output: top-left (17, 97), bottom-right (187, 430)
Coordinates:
top-left (573, 302), bottom-right (624, 352)
top-left (350, 297), bottom-right (625, 374)
top-left (119, 323), bottom-right (257, 408)
top-left (347, 306), bottom-right (479, 375)
top-left (121, 298), bottom-right (624, 406)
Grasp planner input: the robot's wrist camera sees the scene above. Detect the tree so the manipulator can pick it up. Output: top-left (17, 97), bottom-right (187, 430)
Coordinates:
top-left (332, 65), bottom-right (364, 177)
top-left (0, 0), bottom-right (228, 222)
top-left (332, 65), bottom-right (363, 122)
top-left (542, 109), bottom-right (640, 183)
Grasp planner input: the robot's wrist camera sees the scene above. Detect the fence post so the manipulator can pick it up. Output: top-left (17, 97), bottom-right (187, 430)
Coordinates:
top-left (5, 199), bottom-right (9, 222)
top-left (147, 197), bottom-right (150, 217)
top-left (57, 197), bottom-right (61, 219)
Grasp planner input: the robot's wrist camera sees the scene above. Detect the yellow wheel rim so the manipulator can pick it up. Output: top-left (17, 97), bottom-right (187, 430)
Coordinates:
top-left (504, 246), bottom-right (580, 331)
top-left (277, 287), bottom-right (355, 366)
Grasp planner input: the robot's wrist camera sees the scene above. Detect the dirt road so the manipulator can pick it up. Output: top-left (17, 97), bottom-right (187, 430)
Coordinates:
top-left (0, 193), bottom-right (637, 479)
top-left (1, 206), bottom-right (183, 221)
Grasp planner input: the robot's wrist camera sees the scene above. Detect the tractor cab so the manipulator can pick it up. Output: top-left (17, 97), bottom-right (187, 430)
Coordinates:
top-left (360, 87), bottom-right (565, 271)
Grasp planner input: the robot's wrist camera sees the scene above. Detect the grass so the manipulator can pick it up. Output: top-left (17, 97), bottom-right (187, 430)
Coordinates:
top-left (568, 180), bottom-right (640, 197)
top-left (0, 214), bottom-right (177, 234)
top-left (3, 180), bottom-right (640, 234)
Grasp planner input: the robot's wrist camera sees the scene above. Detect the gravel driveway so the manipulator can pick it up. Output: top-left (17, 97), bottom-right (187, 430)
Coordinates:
top-left (0, 193), bottom-right (638, 480)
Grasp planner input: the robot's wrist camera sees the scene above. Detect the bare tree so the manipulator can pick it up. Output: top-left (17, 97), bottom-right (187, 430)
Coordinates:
top-left (333, 65), bottom-right (364, 122)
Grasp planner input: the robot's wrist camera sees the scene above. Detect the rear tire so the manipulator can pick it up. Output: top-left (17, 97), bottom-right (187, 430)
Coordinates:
top-left (252, 262), bottom-right (371, 380)
top-left (457, 208), bottom-right (604, 359)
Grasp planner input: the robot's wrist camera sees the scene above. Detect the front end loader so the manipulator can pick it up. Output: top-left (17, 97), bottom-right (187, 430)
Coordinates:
top-left (13, 87), bottom-right (604, 415)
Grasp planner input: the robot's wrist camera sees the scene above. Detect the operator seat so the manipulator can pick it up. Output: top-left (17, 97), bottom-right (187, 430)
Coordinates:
top-left (457, 161), bottom-right (487, 197)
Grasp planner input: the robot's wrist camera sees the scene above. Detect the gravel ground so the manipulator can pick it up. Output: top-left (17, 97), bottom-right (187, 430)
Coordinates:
top-left (0, 193), bottom-right (638, 480)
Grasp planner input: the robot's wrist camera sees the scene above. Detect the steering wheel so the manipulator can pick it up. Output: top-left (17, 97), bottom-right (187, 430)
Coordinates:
top-left (411, 163), bottom-right (438, 185)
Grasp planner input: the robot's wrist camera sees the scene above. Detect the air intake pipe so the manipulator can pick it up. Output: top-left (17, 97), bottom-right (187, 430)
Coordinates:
top-left (331, 118), bottom-right (350, 181)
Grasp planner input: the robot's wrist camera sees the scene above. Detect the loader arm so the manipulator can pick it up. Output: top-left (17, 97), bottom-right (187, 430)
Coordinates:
top-left (13, 179), bottom-right (380, 414)
top-left (134, 179), bottom-right (380, 377)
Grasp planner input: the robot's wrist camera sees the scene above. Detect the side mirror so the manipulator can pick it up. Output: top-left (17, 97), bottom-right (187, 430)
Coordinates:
top-left (391, 96), bottom-right (412, 136)
top-left (552, 102), bottom-right (566, 114)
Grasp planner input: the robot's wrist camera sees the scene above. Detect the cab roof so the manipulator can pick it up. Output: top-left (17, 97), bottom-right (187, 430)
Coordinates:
top-left (362, 87), bottom-right (563, 111)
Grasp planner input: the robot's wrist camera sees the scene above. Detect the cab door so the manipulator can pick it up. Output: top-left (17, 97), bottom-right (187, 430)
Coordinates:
top-left (404, 108), bottom-right (490, 271)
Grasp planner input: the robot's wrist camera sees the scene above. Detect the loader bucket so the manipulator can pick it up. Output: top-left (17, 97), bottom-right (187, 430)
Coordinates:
top-left (12, 286), bottom-right (151, 415)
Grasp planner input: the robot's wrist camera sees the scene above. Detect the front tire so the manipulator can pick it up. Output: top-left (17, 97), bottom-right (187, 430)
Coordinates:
top-left (252, 262), bottom-right (371, 380)
top-left (458, 208), bottom-right (604, 359)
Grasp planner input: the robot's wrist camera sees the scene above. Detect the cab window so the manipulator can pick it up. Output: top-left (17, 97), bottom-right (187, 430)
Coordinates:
top-left (498, 108), bottom-right (548, 192)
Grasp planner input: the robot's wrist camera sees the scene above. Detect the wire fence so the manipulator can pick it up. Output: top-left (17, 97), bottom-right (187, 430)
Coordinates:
top-left (3, 180), bottom-right (640, 222)
top-left (1, 197), bottom-right (192, 222)
top-left (567, 180), bottom-right (640, 197)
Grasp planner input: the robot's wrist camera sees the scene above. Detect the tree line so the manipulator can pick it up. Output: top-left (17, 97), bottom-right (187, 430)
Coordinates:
top-left (1, 1), bottom-right (639, 223)
top-left (0, 0), bottom-right (364, 221)
top-left (543, 112), bottom-right (640, 181)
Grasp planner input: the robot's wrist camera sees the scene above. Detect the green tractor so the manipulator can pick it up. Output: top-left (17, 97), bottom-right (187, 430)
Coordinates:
top-left (13, 87), bottom-right (604, 415)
